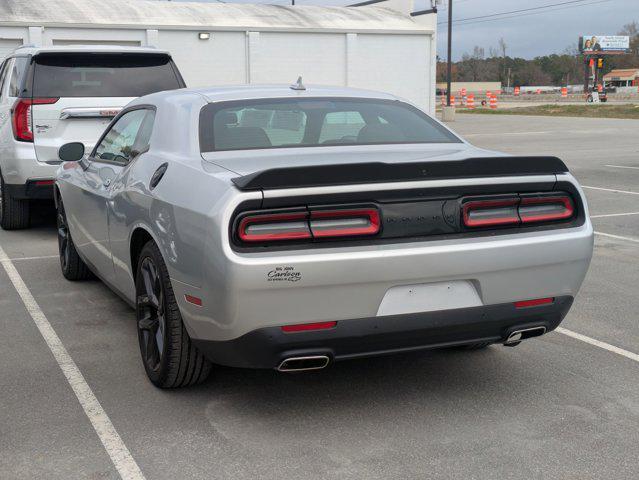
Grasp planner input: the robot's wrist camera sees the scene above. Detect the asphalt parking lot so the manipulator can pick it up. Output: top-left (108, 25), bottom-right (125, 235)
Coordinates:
top-left (1, 114), bottom-right (638, 480)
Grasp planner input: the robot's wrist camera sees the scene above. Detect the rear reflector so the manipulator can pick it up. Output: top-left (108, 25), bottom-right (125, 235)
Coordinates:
top-left (236, 207), bottom-right (380, 243)
top-left (34, 180), bottom-right (55, 186)
top-left (184, 294), bottom-right (203, 306)
top-left (514, 297), bottom-right (554, 308)
top-left (281, 321), bottom-right (337, 333)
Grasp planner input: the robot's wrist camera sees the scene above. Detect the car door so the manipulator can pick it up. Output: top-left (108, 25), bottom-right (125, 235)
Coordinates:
top-left (0, 59), bottom-right (13, 156)
top-left (64, 108), bottom-right (150, 284)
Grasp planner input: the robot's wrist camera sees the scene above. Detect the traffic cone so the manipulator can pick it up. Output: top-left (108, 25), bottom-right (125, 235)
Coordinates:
top-left (514, 86), bottom-right (520, 96)
top-left (467, 93), bottom-right (475, 110)
top-left (489, 94), bottom-right (498, 109)
top-left (561, 87), bottom-right (568, 98)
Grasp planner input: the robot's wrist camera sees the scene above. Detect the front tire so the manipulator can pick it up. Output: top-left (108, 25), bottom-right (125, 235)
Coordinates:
top-left (57, 199), bottom-right (92, 280)
top-left (135, 241), bottom-right (212, 388)
top-left (0, 175), bottom-right (30, 230)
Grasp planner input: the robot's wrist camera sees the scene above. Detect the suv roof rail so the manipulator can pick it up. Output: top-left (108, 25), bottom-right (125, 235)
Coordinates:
top-left (15, 44), bottom-right (37, 50)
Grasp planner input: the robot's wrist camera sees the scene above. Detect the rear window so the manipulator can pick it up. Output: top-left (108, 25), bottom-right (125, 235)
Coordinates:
top-left (199, 98), bottom-right (461, 152)
top-left (33, 53), bottom-right (182, 97)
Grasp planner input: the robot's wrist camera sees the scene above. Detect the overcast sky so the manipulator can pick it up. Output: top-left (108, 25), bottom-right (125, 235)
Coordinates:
top-left (171, 0), bottom-right (639, 60)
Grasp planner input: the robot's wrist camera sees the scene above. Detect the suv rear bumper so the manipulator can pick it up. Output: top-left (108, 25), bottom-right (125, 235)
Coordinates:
top-left (192, 296), bottom-right (573, 369)
top-left (4, 181), bottom-right (54, 200)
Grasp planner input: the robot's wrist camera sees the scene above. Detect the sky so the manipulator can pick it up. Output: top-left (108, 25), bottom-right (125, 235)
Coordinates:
top-left (169, 0), bottom-right (639, 60)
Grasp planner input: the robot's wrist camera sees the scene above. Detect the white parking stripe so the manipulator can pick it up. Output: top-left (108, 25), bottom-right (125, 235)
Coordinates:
top-left (0, 245), bottom-right (145, 480)
top-left (583, 185), bottom-right (639, 196)
top-left (590, 212), bottom-right (639, 219)
top-left (556, 328), bottom-right (639, 363)
top-left (605, 164), bottom-right (639, 171)
top-left (595, 231), bottom-right (639, 244)
top-left (10, 255), bottom-right (58, 261)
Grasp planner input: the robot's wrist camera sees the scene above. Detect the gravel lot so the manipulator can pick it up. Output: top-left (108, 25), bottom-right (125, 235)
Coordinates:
top-left (1, 114), bottom-right (638, 480)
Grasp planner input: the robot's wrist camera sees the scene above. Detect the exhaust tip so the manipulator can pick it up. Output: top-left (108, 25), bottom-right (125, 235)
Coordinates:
top-left (504, 326), bottom-right (547, 346)
top-left (277, 355), bottom-right (330, 372)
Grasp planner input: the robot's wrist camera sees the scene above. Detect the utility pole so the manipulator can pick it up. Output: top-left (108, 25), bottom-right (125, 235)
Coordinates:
top-left (446, 0), bottom-right (453, 106)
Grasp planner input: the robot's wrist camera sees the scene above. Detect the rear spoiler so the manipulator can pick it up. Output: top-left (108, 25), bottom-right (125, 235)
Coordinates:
top-left (231, 156), bottom-right (569, 191)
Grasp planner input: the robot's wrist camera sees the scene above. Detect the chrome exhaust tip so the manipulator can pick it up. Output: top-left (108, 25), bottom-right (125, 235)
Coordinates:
top-left (277, 355), bottom-right (330, 372)
top-left (504, 326), bottom-right (547, 346)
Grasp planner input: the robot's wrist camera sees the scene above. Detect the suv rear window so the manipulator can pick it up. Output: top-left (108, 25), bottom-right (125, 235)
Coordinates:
top-left (199, 97), bottom-right (460, 152)
top-left (33, 53), bottom-right (182, 97)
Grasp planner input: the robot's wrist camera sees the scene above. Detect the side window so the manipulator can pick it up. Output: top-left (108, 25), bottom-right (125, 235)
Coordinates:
top-left (93, 109), bottom-right (153, 164)
top-left (8, 57), bottom-right (28, 97)
top-left (0, 60), bottom-right (12, 99)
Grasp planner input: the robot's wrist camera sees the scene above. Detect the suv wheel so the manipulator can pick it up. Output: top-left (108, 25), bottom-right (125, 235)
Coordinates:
top-left (0, 175), bottom-right (30, 230)
top-left (57, 199), bottom-right (92, 280)
top-left (136, 240), bottom-right (212, 388)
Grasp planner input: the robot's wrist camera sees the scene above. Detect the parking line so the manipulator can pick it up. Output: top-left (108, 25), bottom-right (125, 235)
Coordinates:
top-left (605, 164), bottom-right (639, 171)
top-left (582, 185), bottom-right (639, 196)
top-left (0, 245), bottom-right (145, 480)
top-left (10, 255), bottom-right (58, 261)
top-left (590, 212), bottom-right (639, 219)
top-left (556, 327), bottom-right (639, 363)
top-left (595, 231), bottom-right (639, 244)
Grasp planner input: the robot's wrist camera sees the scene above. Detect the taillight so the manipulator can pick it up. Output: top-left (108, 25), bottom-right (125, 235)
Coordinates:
top-left (462, 198), bottom-right (519, 228)
top-left (236, 207), bottom-right (381, 243)
top-left (238, 212), bottom-right (311, 242)
top-left (462, 193), bottom-right (574, 228)
top-left (310, 208), bottom-right (380, 238)
top-left (519, 195), bottom-right (574, 223)
top-left (12, 97), bottom-right (59, 142)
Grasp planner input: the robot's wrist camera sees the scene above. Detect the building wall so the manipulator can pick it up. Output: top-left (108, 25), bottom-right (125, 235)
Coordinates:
top-left (0, 23), bottom-right (435, 113)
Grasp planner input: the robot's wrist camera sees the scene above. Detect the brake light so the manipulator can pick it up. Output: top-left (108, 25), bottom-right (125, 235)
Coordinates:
top-left (236, 207), bottom-right (381, 243)
top-left (463, 194), bottom-right (575, 228)
top-left (519, 195), bottom-right (574, 223)
top-left (462, 198), bottom-right (519, 228)
top-left (12, 97), bottom-right (59, 142)
top-left (310, 208), bottom-right (380, 238)
top-left (238, 212), bottom-right (312, 242)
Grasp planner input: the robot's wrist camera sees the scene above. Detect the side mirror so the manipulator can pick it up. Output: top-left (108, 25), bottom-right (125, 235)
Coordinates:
top-left (58, 142), bottom-right (85, 162)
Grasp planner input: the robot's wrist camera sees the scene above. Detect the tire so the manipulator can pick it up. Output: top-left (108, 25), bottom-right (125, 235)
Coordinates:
top-left (57, 199), bottom-right (92, 280)
top-left (135, 240), bottom-right (212, 388)
top-left (0, 175), bottom-right (30, 230)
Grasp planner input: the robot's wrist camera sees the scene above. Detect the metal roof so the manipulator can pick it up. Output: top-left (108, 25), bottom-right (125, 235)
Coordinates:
top-left (603, 68), bottom-right (639, 80)
top-left (0, 0), bottom-right (430, 33)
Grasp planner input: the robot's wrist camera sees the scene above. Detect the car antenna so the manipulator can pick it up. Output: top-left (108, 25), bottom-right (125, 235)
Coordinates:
top-left (290, 76), bottom-right (306, 91)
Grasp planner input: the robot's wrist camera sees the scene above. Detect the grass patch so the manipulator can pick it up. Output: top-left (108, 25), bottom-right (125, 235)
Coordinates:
top-left (458, 104), bottom-right (639, 119)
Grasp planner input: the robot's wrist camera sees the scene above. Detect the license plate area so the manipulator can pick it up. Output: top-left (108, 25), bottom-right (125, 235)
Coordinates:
top-left (376, 281), bottom-right (482, 316)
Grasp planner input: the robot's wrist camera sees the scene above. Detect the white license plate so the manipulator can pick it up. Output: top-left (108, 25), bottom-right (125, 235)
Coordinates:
top-left (376, 281), bottom-right (482, 317)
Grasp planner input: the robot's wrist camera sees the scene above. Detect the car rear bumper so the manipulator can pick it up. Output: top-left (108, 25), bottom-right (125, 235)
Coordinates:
top-left (192, 296), bottom-right (573, 369)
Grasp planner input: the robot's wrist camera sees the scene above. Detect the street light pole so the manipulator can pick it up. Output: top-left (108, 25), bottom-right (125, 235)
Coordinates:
top-left (446, 0), bottom-right (453, 106)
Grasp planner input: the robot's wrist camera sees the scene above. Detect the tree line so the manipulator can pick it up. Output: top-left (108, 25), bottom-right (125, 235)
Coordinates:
top-left (437, 21), bottom-right (639, 87)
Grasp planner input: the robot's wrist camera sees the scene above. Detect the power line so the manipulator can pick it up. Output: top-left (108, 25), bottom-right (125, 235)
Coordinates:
top-left (441, 0), bottom-right (612, 27)
top-left (438, 0), bottom-right (611, 25)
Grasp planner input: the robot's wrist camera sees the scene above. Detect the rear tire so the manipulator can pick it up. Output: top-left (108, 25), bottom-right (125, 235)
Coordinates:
top-left (0, 175), bottom-right (30, 230)
top-left (135, 241), bottom-right (212, 388)
top-left (57, 199), bottom-right (92, 280)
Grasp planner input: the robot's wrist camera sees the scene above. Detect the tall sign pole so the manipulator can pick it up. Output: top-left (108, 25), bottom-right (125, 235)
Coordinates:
top-left (446, 0), bottom-right (453, 106)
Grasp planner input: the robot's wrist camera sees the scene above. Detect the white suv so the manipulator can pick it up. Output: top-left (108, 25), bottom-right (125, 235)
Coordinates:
top-left (0, 45), bottom-right (185, 229)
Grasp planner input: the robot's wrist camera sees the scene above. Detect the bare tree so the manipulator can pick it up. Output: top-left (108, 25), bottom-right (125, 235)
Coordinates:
top-left (498, 38), bottom-right (507, 58)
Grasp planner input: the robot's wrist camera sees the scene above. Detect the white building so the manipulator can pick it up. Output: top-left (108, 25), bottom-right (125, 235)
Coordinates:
top-left (0, 0), bottom-right (437, 112)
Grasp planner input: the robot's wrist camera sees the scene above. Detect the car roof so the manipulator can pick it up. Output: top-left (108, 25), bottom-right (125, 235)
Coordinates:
top-left (137, 84), bottom-right (402, 106)
top-left (9, 44), bottom-right (170, 57)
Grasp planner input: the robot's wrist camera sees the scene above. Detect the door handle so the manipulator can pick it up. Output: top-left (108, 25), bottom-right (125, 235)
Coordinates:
top-left (103, 178), bottom-right (112, 187)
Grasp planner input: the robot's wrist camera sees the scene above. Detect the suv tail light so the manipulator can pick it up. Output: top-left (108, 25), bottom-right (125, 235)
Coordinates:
top-left (237, 207), bottom-right (380, 243)
top-left (462, 193), bottom-right (574, 228)
top-left (12, 97), bottom-right (59, 142)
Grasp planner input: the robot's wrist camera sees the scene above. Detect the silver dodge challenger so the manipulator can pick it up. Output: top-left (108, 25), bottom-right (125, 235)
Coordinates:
top-left (54, 84), bottom-right (594, 388)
